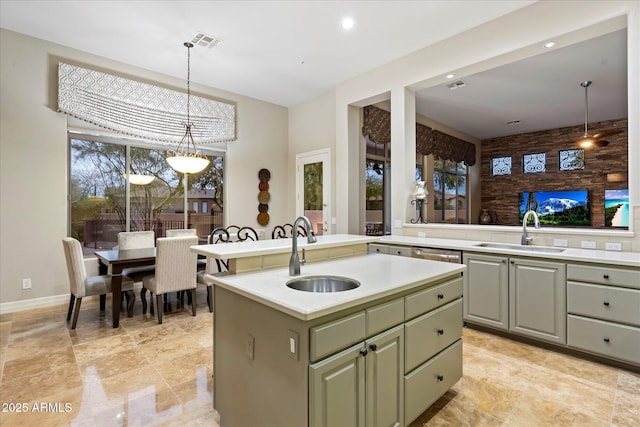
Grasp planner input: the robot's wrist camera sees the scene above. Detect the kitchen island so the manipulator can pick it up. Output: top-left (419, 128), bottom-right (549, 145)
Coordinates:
top-left (205, 253), bottom-right (466, 427)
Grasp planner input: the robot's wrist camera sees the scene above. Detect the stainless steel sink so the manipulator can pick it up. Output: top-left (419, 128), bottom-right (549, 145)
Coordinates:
top-left (474, 243), bottom-right (566, 253)
top-left (286, 275), bottom-right (361, 293)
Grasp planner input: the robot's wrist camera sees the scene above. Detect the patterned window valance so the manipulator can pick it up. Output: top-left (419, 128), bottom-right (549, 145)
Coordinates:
top-left (362, 105), bottom-right (391, 144)
top-left (57, 62), bottom-right (236, 144)
top-left (416, 123), bottom-right (476, 166)
top-left (362, 105), bottom-right (475, 166)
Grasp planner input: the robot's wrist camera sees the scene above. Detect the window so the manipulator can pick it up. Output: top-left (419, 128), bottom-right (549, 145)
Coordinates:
top-left (69, 135), bottom-right (224, 256)
top-left (432, 158), bottom-right (468, 224)
top-left (365, 141), bottom-right (390, 235)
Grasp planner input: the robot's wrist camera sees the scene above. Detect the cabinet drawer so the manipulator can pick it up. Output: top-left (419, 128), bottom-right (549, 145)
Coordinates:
top-left (368, 243), bottom-right (389, 254)
top-left (389, 245), bottom-right (412, 257)
top-left (568, 282), bottom-right (640, 327)
top-left (311, 312), bottom-right (366, 362)
top-left (405, 277), bottom-right (463, 320)
top-left (366, 298), bottom-right (404, 336)
top-left (567, 264), bottom-right (640, 289)
top-left (568, 315), bottom-right (640, 365)
top-left (405, 299), bottom-right (462, 373)
top-left (404, 339), bottom-right (462, 425)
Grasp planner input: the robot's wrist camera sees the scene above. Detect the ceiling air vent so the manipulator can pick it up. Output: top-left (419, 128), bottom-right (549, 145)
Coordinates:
top-left (191, 32), bottom-right (222, 48)
top-left (445, 80), bottom-right (466, 90)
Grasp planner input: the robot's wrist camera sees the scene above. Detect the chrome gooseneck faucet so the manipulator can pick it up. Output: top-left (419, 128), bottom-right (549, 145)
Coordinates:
top-left (521, 210), bottom-right (540, 245)
top-left (289, 216), bottom-right (318, 276)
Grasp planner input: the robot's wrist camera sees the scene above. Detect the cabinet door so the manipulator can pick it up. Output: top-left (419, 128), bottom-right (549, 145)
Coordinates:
top-left (463, 253), bottom-right (509, 330)
top-left (366, 325), bottom-right (404, 427)
top-left (509, 258), bottom-right (566, 344)
top-left (310, 343), bottom-right (366, 427)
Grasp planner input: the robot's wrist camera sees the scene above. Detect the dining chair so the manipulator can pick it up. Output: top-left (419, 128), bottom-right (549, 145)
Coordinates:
top-left (206, 225), bottom-right (260, 273)
top-left (271, 223), bottom-right (308, 239)
top-left (62, 237), bottom-right (136, 329)
top-left (141, 235), bottom-right (198, 324)
top-left (166, 228), bottom-right (206, 267)
top-left (117, 230), bottom-right (156, 281)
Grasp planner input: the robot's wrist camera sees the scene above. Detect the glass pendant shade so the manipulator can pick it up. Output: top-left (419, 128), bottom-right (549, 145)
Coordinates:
top-left (123, 173), bottom-right (155, 185)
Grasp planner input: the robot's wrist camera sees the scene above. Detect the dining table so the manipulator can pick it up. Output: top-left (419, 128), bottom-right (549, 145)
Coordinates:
top-left (95, 247), bottom-right (156, 328)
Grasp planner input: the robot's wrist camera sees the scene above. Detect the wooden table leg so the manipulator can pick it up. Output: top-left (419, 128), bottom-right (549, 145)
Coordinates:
top-left (111, 265), bottom-right (123, 328)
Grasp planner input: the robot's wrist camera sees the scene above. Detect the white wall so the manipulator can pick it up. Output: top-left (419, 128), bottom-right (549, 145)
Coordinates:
top-left (0, 29), bottom-right (288, 307)
top-left (287, 91), bottom-right (336, 220)
top-left (330, 0), bottom-right (639, 250)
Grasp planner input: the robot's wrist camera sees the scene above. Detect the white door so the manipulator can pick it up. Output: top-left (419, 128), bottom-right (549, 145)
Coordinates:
top-left (296, 149), bottom-right (331, 235)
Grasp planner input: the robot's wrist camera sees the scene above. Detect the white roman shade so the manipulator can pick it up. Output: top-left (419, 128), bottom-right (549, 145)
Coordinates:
top-left (57, 62), bottom-right (236, 143)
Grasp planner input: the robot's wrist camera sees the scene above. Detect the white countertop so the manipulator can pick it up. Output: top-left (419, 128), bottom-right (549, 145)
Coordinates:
top-left (207, 253), bottom-right (465, 321)
top-left (378, 236), bottom-right (640, 268)
top-left (191, 234), bottom-right (378, 259)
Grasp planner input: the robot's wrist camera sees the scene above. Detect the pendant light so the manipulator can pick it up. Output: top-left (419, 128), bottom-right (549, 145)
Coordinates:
top-left (166, 42), bottom-right (211, 174)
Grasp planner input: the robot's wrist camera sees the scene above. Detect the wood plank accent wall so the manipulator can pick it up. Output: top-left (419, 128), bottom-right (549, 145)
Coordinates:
top-left (480, 118), bottom-right (628, 227)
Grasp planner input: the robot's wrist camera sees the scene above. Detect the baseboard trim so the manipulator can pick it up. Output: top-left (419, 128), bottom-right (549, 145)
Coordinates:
top-left (0, 293), bottom-right (71, 314)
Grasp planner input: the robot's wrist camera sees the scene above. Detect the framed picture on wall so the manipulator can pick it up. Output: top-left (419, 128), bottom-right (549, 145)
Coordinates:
top-left (523, 152), bottom-right (546, 173)
top-left (604, 189), bottom-right (629, 228)
top-left (559, 149), bottom-right (585, 171)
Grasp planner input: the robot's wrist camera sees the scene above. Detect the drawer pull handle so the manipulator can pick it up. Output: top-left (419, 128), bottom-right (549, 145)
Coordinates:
top-left (369, 344), bottom-right (377, 352)
top-left (437, 375), bottom-right (444, 382)
top-left (603, 301), bottom-right (610, 306)
top-left (437, 329), bottom-right (444, 335)
top-left (603, 337), bottom-right (610, 343)
top-left (437, 293), bottom-right (444, 300)
top-left (603, 274), bottom-right (610, 279)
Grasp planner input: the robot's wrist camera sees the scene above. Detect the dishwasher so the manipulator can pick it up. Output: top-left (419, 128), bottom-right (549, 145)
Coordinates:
top-left (411, 247), bottom-right (463, 264)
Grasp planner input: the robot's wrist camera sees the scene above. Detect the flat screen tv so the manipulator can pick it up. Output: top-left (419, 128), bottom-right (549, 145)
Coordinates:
top-left (605, 189), bottom-right (629, 228)
top-left (519, 190), bottom-right (590, 226)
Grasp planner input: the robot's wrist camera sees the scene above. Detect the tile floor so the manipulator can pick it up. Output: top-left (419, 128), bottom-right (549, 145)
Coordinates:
top-left (0, 292), bottom-right (638, 427)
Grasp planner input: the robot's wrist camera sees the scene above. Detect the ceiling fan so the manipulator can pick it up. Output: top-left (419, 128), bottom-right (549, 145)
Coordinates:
top-left (575, 81), bottom-right (623, 148)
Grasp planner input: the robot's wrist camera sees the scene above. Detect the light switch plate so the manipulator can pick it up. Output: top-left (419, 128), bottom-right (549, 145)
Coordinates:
top-left (246, 333), bottom-right (255, 360)
top-left (288, 330), bottom-right (299, 361)
top-left (581, 240), bottom-right (597, 249)
top-left (605, 242), bottom-right (622, 251)
top-left (553, 239), bottom-right (568, 247)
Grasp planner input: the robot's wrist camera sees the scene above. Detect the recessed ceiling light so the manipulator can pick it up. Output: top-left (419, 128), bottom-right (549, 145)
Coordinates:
top-left (543, 41), bottom-right (556, 49)
top-left (506, 120), bottom-right (521, 126)
top-left (341, 17), bottom-right (355, 30)
top-left (446, 74), bottom-right (455, 79)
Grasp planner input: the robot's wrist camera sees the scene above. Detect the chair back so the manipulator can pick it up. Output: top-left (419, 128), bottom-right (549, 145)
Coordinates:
top-left (118, 230), bottom-right (155, 249)
top-left (165, 228), bottom-right (197, 237)
top-left (208, 225), bottom-right (259, 244)
top-left (154, 236), bottom-right (198, 293)
top-left (62, 237), bottom-right (87, 298)
top-left (271, 223), bottom-right (308, 239)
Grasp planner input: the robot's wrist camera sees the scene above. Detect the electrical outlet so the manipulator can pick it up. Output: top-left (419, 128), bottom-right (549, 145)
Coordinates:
top-left (553, 239), bottom-right (568, 247)
top-left (22, 278), bottom-right (31, 289)
top-left (417, 232), bottom-right (426, 238)
top-left (605, 242), bottom-right (622, 251)
top-left (246, 333), bottom-right (255, 360)
top-left (288, 330), bottom-right (299, 361)
top-left (394, 219), bottom-right (402, 228)
top-left (581, 240), bottom-right (597, 249)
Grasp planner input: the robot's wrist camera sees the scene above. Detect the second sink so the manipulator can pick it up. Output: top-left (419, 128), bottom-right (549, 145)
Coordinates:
top-left (287, 275), bottom-right (361, 293)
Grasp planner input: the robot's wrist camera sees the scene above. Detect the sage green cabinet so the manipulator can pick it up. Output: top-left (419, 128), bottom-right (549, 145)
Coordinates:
top-left (463, 253), bottom-right (509, 330)
top-left (509, 258), bottom-right (566, 344)
top-left (310, 325), bottom-right (404, 427)
top-left (464, 253), bottom-right (566, 345)
top-left (567, 263), bottom-right (640, 365)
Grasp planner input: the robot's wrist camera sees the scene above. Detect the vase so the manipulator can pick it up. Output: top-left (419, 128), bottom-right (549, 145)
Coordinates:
top-left (479, 209), bottom-right (492, 225)
top-left (413, 181), bottom-right (427, 200)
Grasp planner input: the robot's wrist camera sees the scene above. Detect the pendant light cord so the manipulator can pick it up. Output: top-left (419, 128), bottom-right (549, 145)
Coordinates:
top-left (184, 42), bottom-right (193, 126)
